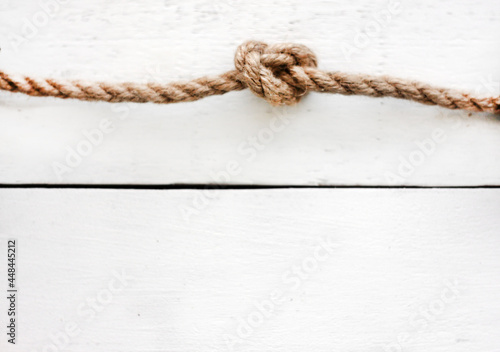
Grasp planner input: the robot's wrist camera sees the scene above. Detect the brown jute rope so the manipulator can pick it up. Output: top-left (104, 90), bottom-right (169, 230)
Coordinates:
top-left (1, 41), bottom-right (498, 114)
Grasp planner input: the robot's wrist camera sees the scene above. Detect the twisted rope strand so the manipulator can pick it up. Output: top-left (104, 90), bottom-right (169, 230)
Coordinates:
top-left (0, 41), bottom-right (498, 114)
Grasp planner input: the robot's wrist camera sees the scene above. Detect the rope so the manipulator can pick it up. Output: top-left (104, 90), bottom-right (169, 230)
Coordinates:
top-left (1, 40), bottom-right (498, 114)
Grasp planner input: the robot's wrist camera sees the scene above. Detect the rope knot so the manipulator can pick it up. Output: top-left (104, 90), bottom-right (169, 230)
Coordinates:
top-left (234, 40), bottom-right (318, 105)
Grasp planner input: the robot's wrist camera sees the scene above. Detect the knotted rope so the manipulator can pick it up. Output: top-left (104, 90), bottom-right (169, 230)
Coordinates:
top-left (1, 40), bottom-right (498, 114)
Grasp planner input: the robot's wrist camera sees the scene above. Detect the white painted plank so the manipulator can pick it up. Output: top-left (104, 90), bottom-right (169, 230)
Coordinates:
top-left (0, 0), bottom-right (499, 185)
top-left (0, 188), bottom-right (499, 351)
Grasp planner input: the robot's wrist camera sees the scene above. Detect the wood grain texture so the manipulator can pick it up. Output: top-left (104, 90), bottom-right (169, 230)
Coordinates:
top-left (0, 188), bottom-right (499, 351)
top-left (0, 0), bottom-right (499, 185)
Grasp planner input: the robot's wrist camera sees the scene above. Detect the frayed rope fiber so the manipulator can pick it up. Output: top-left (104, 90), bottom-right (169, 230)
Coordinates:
top-left (1, 40), bottom-right (499, 114)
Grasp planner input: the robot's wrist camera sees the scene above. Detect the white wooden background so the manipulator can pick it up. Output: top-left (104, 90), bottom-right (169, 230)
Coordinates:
top-left (1, 1), bottom-right (500, 352)
top-left (0, 0), bottom-right (499, 186)
top-left (1, 188), bottom-right (500, 352)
